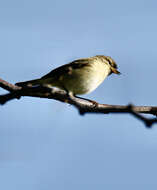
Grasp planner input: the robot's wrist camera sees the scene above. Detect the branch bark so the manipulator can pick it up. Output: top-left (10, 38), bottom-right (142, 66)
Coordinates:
top-left (0, 77), bottom-right (157, 127)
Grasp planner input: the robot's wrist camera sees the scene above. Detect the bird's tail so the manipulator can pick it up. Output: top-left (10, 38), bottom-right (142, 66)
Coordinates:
top-left (15, 78), bottom-right (41, 87)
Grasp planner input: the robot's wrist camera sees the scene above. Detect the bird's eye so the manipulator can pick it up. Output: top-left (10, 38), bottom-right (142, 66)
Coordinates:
top-left (106, 57), bottom-right (117, 68)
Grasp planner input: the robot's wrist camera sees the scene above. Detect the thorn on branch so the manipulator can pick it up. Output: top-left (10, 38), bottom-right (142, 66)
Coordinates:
top-left (79, 108), bottom-right (86, 115)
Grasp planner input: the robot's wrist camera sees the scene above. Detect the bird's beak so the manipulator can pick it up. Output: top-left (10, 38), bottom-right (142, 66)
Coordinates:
top-left (111, 67), bottom-right (121, 75)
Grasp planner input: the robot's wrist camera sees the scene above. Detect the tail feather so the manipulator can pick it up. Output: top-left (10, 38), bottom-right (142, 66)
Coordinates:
top-left (15, 79), bottom-right (41, 87)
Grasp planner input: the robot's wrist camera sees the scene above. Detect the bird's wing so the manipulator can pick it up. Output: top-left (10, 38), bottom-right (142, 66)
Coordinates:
top-left (41, 58), bottom-right (90, 79)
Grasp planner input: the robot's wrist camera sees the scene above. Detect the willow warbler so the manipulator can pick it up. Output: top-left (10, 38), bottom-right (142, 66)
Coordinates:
top-left (16, 55), bottom-right (120, 95)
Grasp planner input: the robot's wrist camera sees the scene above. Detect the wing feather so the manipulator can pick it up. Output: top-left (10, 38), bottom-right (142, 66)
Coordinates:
top-left (41, 58), bottom-right (90, 79)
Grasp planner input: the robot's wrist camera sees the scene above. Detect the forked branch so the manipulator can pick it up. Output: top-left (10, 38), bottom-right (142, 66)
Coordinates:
top-left (0, 78), bottom-right (157, 127)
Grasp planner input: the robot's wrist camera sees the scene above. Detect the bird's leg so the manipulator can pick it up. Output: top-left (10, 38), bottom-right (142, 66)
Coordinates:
top-left (60, 86), bottom-right (75, 103)
top-left (59, 86), bottom-right (98, 107)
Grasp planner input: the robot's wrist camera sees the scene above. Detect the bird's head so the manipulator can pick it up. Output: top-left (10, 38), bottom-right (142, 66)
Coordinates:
top-left (105, 56), bottom-right (121, 75)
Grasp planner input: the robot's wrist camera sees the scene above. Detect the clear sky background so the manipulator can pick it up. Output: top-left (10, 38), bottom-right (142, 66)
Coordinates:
top-left (0, 0), bottom-right (157, 189)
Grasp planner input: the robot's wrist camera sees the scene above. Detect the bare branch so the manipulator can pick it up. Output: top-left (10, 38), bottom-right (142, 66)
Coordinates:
top-left (0, 77), bottom-right (157, 127)
top-left (0, 78), bottom-right (21, 92)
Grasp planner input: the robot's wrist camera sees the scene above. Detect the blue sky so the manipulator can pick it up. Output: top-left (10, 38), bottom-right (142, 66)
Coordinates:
top-left (1, 0), bottom-right (157, 189)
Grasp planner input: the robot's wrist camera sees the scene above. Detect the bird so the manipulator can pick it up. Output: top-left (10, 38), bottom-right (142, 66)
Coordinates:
top-left (16, 55), bottom-right (120, 96)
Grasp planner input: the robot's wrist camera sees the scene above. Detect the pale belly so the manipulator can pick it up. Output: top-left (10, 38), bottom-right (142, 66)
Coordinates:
top-left (62, 63), bottom-right (111, 95)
